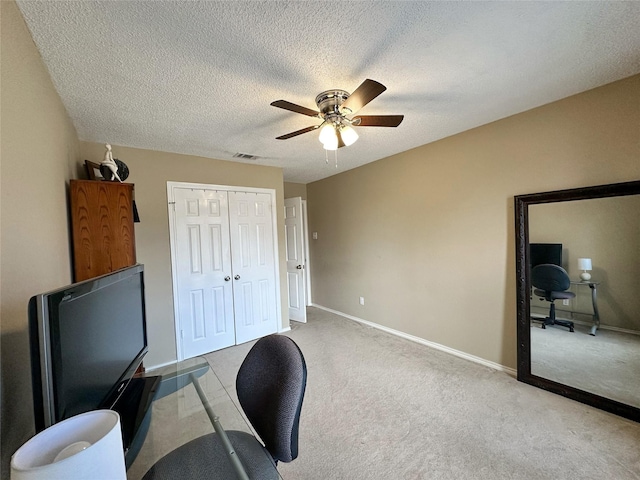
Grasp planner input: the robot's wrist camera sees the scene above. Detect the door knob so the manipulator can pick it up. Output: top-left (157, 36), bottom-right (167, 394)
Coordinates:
top-left (224, 276), bottom-right (231, 281)
top-left (234, 275), bottom-right (241, 280)
top-left (296, 265), bottom-right (303, 269)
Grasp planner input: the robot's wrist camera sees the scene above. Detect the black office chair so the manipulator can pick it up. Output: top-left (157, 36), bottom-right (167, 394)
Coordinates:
top-left (142, 334), bottom-right (307, 480)
top-left (531, 264), bottom-right (575, 332)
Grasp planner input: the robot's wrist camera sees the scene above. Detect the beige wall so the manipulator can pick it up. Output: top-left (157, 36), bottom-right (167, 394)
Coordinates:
top-left (307, 75), bottom-right (640, 369)
top-left (530, 196), bottom-right (640, 331)
top-left (1, 1), bottom-right (80, 475)
top-left (79, 142), bottom-right (288, 368)
top-left (284, 182), bottom-right (307, 199)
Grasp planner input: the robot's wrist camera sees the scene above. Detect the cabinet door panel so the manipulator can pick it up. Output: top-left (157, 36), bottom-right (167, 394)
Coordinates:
top-left (71, 180), bottom-right (136, 282)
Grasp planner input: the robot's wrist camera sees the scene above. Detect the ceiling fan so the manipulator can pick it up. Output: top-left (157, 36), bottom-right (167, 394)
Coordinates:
top-left (270, 79), bottom-right (404, 150)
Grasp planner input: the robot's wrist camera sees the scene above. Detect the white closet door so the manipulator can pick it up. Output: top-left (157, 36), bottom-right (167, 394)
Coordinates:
top-left (173, 188), bottom-right (235, 358)
top-left (229, 191), bottom-right (278, 344)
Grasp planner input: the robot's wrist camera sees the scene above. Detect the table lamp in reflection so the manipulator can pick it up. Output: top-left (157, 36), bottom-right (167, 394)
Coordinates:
top-left (10, 410), bottom-right (126, 480)
top-left (578, 258), bottom-right (592, 281)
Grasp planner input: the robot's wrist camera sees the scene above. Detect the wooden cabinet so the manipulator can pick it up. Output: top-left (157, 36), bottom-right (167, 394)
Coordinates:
top-left (70, 179), bottom-right (136, 282)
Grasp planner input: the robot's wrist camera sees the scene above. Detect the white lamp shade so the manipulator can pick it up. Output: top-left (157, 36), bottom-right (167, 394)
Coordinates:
top-left (340, 125), bottom-right (359, 146)
top-left (318, 124), bottom-right (336, 144)
top-left (319, 123), bottom-right (339, 150)
top-left (578, 258), bottom-right (592, 271)
top-left (322, 136), bottom-right (338, 150)
top-left (11, 410), bottom-right (126, 480)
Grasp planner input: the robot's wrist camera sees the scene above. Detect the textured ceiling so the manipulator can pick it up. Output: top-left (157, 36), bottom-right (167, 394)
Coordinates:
top-left (16, 1), bottom-right (640, 183)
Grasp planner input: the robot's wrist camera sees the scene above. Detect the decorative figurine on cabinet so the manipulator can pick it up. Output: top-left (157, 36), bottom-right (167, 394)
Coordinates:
top-left (99, 144), bottom-right (129, 182)
top-left (100, 144), bottom-right (121, 182)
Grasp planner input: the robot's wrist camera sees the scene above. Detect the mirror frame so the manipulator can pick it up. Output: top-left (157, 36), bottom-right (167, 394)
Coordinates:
top-left (515, 180), bottom-right (640, 422)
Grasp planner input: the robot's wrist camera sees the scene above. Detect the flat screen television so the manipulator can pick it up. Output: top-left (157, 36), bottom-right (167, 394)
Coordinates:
top-left (529, 243), bottom-right (563, 269)
top-left (28, 264), bottom-right (154, 442)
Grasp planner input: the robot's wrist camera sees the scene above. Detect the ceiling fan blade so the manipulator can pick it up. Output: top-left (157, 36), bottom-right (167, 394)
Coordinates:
top-left (275, 125), bottom-right (319, 140)
top-left (352, 115), bottom-right (404, 127)
top-left (270, 100), bottom-right (320, 117)
top-left (340, 79), bottom-right (387, 114)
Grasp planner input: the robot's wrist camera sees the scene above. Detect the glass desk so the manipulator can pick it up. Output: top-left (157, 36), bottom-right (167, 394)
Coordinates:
top-left (126, 357), bottom-right (282, 480)
top-left (569, 280), bottom-right (601, 335)
top-left (530, 280), bottom-right (601, 335)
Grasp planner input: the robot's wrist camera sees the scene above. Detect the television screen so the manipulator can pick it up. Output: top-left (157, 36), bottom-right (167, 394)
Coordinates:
top-left (29, 264), bottom-right (148, 431)
top-left (529, 243), bottom-right (562, 268)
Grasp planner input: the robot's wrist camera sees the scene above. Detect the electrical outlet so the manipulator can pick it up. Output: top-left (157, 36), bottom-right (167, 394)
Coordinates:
top-left (312, 232), bottom-right (318, 240)
top-left (562, 299), bottom-right (570, 306)
top-left (359, 297), bottom-right (365, 306)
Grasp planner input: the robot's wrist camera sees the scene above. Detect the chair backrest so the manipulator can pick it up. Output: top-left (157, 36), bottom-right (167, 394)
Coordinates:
top-left (531, 264), bottom-right (571, 292)
top-left (236, 334), bottom-right (307, 463)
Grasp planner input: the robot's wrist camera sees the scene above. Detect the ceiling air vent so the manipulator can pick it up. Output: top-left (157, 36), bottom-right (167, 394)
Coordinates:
top-left (233, 153), bottom-right (259, 160)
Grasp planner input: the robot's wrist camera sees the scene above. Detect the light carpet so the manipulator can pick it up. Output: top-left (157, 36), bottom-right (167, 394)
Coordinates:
top-left (531, 322), bottom-right (640, 409)
top-left (205, 307), bottom-right (640, 480)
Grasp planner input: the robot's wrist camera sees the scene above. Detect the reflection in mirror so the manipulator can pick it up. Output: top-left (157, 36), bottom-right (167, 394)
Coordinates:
top-left (529, 195), bottom-right (640, 408)
top-left (515, 180), bottom-right (640, 422)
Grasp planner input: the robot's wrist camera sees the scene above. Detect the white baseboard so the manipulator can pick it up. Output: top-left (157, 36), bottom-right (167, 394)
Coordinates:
top-left (312, 303), bottom-right (517, 377)
top-left (145, 359), bottom-right (177, 372)
top-left (594, 324), bottom-right (640, 336)
top-left (150, 326), bottom-right (292, 371)
top-left (531, 314), bottom-right (640, 336)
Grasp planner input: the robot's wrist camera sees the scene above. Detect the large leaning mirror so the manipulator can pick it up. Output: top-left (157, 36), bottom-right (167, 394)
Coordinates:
top-left (515, 180), bottom-right (640, 422)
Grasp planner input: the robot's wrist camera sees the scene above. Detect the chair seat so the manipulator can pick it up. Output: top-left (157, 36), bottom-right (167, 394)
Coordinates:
top-left (534, 289), bottom-right (576, 301)
top-left (142, 431), bottom-right (279, 480)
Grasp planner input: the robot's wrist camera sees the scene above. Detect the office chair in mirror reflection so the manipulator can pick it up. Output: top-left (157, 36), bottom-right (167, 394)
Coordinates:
top-left (142, 334), bottom-right (307, 480)
top-left (531, 264), bottom-right (576, 332)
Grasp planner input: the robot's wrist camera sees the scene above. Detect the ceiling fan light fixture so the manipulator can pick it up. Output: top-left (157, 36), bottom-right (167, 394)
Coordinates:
top-left (340, 125), bottom-right (359, 146)
top-left (271, 79), bottom-right (402, 156)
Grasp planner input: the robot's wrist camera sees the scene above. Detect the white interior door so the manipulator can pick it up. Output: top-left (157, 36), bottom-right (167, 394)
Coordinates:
top-left (284, 197), bottom-right (307, 322)
top-left (173, 188), bottom-right (235, 358)
top-left (229, 191), bottom-right (278, 344)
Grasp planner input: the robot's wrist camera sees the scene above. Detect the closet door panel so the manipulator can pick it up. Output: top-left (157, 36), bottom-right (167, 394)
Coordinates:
top-left (173, 188), bottom-right (235, 357)
top-left (229, 192), bottom-right (278, 344)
